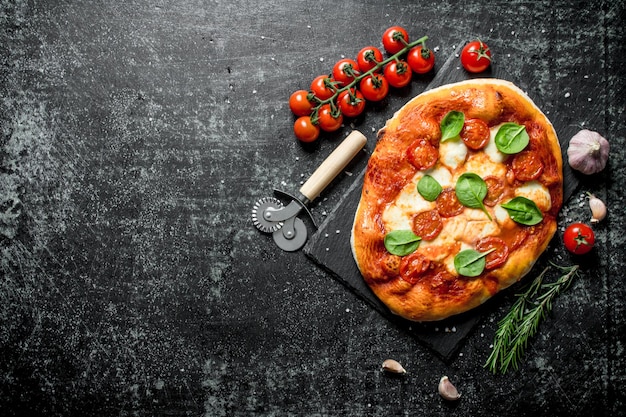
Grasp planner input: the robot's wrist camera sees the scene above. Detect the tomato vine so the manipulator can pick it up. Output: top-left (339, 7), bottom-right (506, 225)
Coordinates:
top-left (290, 27), bottom-right (433, 142)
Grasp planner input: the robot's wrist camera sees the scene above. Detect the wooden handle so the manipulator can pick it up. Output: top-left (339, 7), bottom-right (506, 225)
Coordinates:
top-left (299, 130), bottom-right (367, 202)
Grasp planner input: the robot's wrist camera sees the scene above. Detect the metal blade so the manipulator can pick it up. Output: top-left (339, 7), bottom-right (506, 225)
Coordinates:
top-left (251, 197), bottom-right (284, 233)
top-left (272, 216), bottom-right (307, 252)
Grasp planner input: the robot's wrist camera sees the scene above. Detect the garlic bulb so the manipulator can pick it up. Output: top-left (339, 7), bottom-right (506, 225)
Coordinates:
top-left (438, 376), bottom-right (461, 401)
top-left (588, 193), bottom-right (607, 223)
top-left (567, 130), bottom-right (609, 175)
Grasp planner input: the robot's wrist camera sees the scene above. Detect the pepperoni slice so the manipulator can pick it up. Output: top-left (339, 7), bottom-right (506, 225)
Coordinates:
top-left (406, 138), bottom-right (438, 170)
top-left (476, 237), bottom-right (509, 270)
top-left (436, 188), bottom-right (464, 217)
top-left (399, 252), bottom-right (430, 284)
top-left (460, 118), bottom-right (490, 150)
top-left (483, 176), bottom-right (505, 206)
top-left (412, 210), bottom-right (443, 241)
top-left (511, 150), bottom-right (544, 181)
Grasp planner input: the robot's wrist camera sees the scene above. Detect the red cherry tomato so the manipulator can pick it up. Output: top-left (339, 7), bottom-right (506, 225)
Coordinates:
top-left (382, 26), bottom-right (409, 55)
top-left (563, 223), bottom-right (596, 255)
top-left (315, 104), bottom-right (343, 132)
top-left (359, 74), bottom-right (389, 102)
top-left (293, 116), bottom-right (320, 143)
top-left (289, 89), bottom-right (314, 117)
top-left (310, 75), bottom-right (335, 100)
top-left (356, 46), bottom-right (383, 73)
top-left (460, 118), bottom-right (490, 150)
top-left (476, 237), bottom-right (509, 270)
top-left (332, 58), bottom-right (360, 86)
top-left (412, 210), bottom-right (443, 241)
top-left (460, 40), bottom-right (492, 73)
top-left (407, 45), bottom-right (435, 74)
top-left (337, 88), bottom-right (366, 118)
top-left (384, 60), bottom-right (412, 88)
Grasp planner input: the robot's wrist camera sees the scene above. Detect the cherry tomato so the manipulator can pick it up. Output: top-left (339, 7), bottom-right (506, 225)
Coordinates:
top-left (310, 75), bottom-right (335, 100)
top-left (357, 46), bottom-right (383, 73)
top-left (563, 223), bottom-right (595, 255)
top-left (483, 176), bottom-right (504, 207)
top-left (359, 74), bottom-right (389, 102)
top-left (476, 237), bottom-right (509, 270)
top-left (337, 88), bottom-right (366, 118)
top-left (407, 45), bottom-right (435, 74)
top-left (511, 151), bottom-right (544, 181)
top-left (436, 188), bottom-right (464, 218)
top-left (460, 118), bottom-right (490, 150)
top-left (412, 210), bottom-right (443, 241)
top-left (382, 26), bottom-right (409, 55)
top-left (407, 138), bottom-right (438, 170)
top-left (332, 58), bottom-right (360, 86)
top-left (384, 60), bottom-right (412, 88)
top-left (315, 104), bottom-right (343, 132)
top-left (289, 89), bottom-right (314, 117)
top-left (293, 116), bottom-right (320, 143)
top-left (460, 40), bottom-right (492, 73)
top-left (399, 252), bottom-right (430, 285)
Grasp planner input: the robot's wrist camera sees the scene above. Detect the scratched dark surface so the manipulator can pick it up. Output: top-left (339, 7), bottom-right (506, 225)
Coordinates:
top-left (1, 1), bottom-right (625, 416)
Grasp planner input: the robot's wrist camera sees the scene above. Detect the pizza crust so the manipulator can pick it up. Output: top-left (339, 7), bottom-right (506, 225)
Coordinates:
top-left (351, 79), bottom-right (562, 322)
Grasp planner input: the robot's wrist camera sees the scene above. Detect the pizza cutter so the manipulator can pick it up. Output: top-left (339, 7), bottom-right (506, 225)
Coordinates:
top-left (252, 130), bottom-right (367, 252)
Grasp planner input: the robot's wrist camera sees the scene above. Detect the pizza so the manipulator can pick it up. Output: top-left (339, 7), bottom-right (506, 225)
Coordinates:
top-left (351, 79), bottom-right (562, 322)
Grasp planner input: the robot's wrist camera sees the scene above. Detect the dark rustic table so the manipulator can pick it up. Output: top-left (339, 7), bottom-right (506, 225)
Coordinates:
top-left (1, 1), bottom-right (624, 416)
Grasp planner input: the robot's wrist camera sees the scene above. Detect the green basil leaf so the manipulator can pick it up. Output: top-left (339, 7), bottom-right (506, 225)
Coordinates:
top-left (454, 248), bottom-right (495, 277)
top-left (455, 172), bottom-right (492, 220)
top-left (417, 174), bottom-right (443, 201)
top-left (440, 110), bottom-right (465, 142)
top-left (494, 122), bottom-right (530, 154)
top-left (500, 196), bottom-right (543, 225)
top-left (384, 230), bottom-right (422, 256)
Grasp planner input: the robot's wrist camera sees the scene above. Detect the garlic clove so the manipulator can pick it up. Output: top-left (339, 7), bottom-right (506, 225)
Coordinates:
top-left (588, 193), bottom-right (607, 223)
top-left (381, 359), bottom-right (406, 374)
top-left (438, 376), bottom-right (461, 401)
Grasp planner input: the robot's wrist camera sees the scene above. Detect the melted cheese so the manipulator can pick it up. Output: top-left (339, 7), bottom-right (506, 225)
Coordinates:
top-left (381, 124), bottom-right (550, 251)
top-left (464, 152), bottom-right (507, 181)
top-left (424, 165), bottom-right (453, 188)
top-left (515, 181), bottom-right (552, 211)
top-left (485, 124), bottom-right (508, 164)
top-left (494, 205), bottom-right (516, 229)
top-left (382, 176), bottom-right (432, 231)
top-left (439, 138), bottom-right (467, 169)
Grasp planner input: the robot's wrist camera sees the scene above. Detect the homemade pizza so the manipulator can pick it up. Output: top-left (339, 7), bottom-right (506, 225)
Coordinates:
top-left (351, 79), bottom-right (562, 322)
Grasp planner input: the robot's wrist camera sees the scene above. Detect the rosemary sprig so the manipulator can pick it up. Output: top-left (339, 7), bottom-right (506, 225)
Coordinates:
top-left (484, 263), bottom-right (580, 374)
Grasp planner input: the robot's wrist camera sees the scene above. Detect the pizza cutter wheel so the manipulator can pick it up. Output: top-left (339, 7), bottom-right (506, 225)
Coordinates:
top-left (251, 130), bottom-right (367, 252)
top-left (251, 196), bottom-right (284, 233)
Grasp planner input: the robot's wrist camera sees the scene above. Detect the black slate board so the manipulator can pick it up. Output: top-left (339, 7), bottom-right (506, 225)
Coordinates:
top-left (304, 47), bottom-right (580, 361)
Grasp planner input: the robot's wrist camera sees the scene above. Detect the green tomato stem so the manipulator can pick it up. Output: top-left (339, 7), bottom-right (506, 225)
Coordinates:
top-left (313, 35), bottom-right (429, 112)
